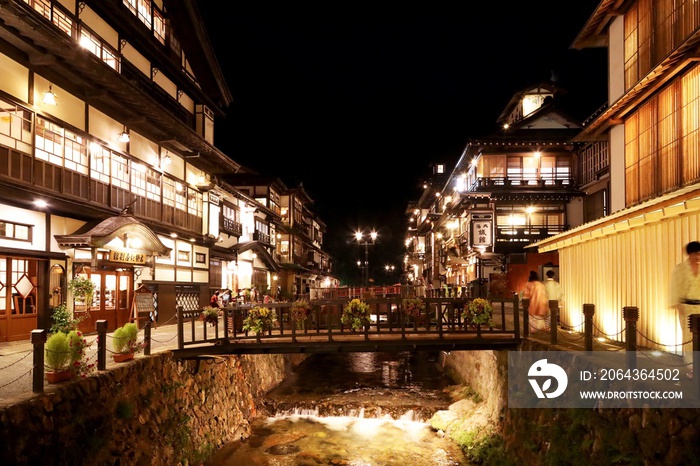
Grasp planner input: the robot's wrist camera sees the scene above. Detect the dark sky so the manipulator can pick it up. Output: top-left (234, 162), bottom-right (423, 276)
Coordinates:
top-left (196, 4), bottom-right (607, 284)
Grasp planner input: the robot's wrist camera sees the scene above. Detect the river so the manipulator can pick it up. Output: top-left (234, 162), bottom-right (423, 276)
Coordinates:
top-left (204, 351), bottom-right (472, 465)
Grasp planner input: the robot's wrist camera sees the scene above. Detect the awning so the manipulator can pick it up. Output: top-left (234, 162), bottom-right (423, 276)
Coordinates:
top-left (230, 241), bottom-right (279, 272)
top-left (54, 213), bottom-right (171, 257)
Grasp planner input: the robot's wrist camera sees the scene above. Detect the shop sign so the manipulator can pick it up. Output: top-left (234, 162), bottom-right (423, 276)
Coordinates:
top-left (472, 220), bottom-right (492, 247)
top-left (108, 250), bottom-right (148, 264)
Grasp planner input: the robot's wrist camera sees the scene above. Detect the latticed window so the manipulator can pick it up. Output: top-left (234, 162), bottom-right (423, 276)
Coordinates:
top-left (79, 26), bottom-right (119, 71)
top-left (90, 144), bottom-right (110, 183)
top-left (0, 98), bottom-right (32, 154)
top-left (625, 64), bottom-right (700, 205)
top-left (63, 129), bottom-right (87, 175)
top-left (580, 142), bottom-right (609, 186)
top-left (110, 153), bottom-right (130, 190)
top-left (187, 189), bottom-right (202, 217)
top-left (624, 0), bottom-right (700, 91)
top-left (35, 117), bottom-right (63, 166)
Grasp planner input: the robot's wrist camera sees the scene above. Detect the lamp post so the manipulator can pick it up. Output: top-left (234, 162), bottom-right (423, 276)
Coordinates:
top-left (354, 230), bottom-right (377, 287)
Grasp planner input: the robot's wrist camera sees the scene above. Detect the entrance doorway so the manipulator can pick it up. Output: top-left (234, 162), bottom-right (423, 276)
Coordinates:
top-left (0, 257), bottom-right (40, 342)
top-left (77, 267), bottom-right (133, 333)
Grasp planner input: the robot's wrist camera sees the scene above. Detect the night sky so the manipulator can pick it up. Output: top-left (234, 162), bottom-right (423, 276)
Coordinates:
top-left (196, 3), bottom-right (607, 284)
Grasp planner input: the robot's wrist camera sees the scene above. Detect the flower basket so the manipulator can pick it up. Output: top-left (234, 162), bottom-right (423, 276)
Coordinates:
top-left (46, 369), bottom-right (73, 384)
top-left (200, 306), bottom-right (219, 326)
top-left (290, 299), bottom-right (312, 330)
top-left (113, 352), bottom-right (134, 363)
top-left (402, 298), bottom-right (426, 326)
top-left (462, 298), bottom-right (493, 328)
top-left (243, 306), bottom-right (278, 339)
top-left (45, 329), bottom-right (94, 381)
top-left (341, 299), bottom-right (371, 331)
top-left (68, 275), bottom-right (95, 311)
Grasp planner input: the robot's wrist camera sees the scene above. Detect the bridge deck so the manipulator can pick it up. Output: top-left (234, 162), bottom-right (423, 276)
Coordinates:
top-left (173, 297), bottom-right (523, 358)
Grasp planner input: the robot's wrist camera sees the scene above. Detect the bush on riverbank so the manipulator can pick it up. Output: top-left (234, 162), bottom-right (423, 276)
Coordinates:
top-left (429, 385), bottom-right (512, 465)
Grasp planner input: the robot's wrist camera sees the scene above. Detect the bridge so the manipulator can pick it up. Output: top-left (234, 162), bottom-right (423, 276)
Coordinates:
top-left (172, 296), bottom-right (523, 359)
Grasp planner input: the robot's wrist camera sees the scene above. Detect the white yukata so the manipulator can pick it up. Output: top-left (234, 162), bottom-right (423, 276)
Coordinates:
top-left (669, 259), bottom-right (700, 364)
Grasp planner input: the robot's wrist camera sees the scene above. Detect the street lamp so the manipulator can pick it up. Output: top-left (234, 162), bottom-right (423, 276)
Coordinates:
top-left (354, 229), bottom-right (377, 287)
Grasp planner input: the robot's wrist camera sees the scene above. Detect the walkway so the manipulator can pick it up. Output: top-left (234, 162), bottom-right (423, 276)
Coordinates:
top-left (0, 323), bottom-right (180, 405)
top-left (0, 309), bottom-right (690, 405)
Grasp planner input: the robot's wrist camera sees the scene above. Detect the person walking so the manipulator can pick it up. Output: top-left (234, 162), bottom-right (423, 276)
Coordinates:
top-left (669, 241), bottom-right (700, 379)
top-left (544, 270), bottom-right (562, 328)
top-left (210, 290), bottom-right (220, 308)
top-left (523, 270), bottom-right (548, 331)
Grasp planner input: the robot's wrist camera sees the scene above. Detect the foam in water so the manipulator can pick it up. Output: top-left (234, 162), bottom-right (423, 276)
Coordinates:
top-left (267, 407), bottom-right (429, 438)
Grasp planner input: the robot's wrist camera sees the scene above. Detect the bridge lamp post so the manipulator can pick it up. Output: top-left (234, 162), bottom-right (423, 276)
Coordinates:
top-left (354, 230), bottom-right (377, 287)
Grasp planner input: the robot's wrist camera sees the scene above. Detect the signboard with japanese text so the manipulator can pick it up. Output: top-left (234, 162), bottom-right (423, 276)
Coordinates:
top-left (472, 220), bottom-right (492, 247)
top-left (108, 250), bottom-right (148, 265)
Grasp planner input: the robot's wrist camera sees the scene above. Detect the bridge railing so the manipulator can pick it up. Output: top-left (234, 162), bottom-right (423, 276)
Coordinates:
top-left (176, 296), bottom-right (521, 350)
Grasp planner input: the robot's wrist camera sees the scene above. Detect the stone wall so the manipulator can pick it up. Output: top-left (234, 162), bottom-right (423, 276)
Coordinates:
top-left (0, 351), bottom-right (305, 466)
top-left (441, 348), bottom-right (700, 465)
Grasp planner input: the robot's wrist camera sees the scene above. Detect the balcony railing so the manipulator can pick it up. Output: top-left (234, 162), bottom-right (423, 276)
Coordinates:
top-left (253, 230), bottom-right (270, 244)
top-left (471, 177), bottom-right (573, 190)
top-left (222, 218), bottom-right (243, 236)
top-left (496, 225), bottom-right (567, 242)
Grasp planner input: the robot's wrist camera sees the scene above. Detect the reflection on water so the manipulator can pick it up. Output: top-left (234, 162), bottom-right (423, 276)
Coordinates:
top-left (273, 351), bottom-right (450, 397)
top-left (205, 352), bottom-right (472, 465)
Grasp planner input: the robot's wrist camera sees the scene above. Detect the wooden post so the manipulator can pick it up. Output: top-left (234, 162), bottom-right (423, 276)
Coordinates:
top-left (522, 298), bottom-right (530, 338)
top-left (689, 314), bottom-right (700, 400)
top-left (30, 329), bottom-right (47, 393)
top-left (549, 300), bottom-right (558, 345)
top-left (512, 294), bottom-right (520, 340)
top-left (583, 304), bottom-right (595, 353)
top-left (143, 320), bottom-right (151, 356)
top-left (96, 320), bottom-right (108, 371)
top-left (177, 306), bottom-right (184, 350)
top-left (623, 306), bottom-right (639, 369)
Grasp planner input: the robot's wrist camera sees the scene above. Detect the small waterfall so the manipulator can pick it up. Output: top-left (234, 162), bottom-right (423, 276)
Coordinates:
top-left (272, 404), bottom-right (428, 423)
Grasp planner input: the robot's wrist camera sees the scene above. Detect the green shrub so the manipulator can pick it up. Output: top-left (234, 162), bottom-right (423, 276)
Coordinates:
top-left (49, 303), bottom-right (82, 334)
top-left (45, 332), bottom-right (71, 371)
top-left (112, 323), bottom-right (139, 353)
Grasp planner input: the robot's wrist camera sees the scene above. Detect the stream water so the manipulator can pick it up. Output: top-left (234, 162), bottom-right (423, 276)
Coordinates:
top-left (204, 351), bottom-right (472, 465)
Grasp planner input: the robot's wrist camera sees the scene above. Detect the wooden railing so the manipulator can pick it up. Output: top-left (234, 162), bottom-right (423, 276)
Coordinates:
top-left (176, 296), bottom-right (521, 352)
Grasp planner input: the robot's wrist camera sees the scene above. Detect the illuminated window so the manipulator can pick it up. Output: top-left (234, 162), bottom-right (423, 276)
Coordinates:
top-left (90, 144), bottom-right (111, 183)
top-left (0, 98), bottom-right (32, 154)
top-left (0, 221), bottom-right (31, 241)
top-left (34, 118), bottom-right (64, 166)
top-left (110, 153), bottom-right (130, 190)
top-left (79, 26), bottom-right (119, 71)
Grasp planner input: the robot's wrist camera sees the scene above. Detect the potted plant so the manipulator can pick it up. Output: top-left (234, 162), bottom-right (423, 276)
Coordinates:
top-left (67, 330), bottom-right (94, 378)
top-left (112, 322), bottom-right (145, 362)
top-left (242, 306), bottom-right (278, 340)
top-left (49, 302), bottom-right (83, 334)
top-left (200, 306), bottom-right (219, 326)
top-left (290, 299), bottom-right (312, 330)
top-left (462, 298), bottom-right (493, 329)
top-left (44, 329), bottom-right (93, 383)
top-left (68, 275), bottom-right (95, 312)
top-left (341, 298), bottom-right (371, 331)
top-left (402, 298), bottom-right (426, 326)
top-left (45, 331), bottom-right (72, 383)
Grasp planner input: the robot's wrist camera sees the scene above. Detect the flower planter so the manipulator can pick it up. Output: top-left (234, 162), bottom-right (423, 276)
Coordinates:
top-left (113, 352), bottom-right (134, 363)
top-left (46, 369), bottom-right (73, 384)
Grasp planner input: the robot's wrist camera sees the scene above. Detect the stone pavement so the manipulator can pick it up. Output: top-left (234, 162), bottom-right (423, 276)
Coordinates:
top-left (0, 323), bottom-right (182, 406)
